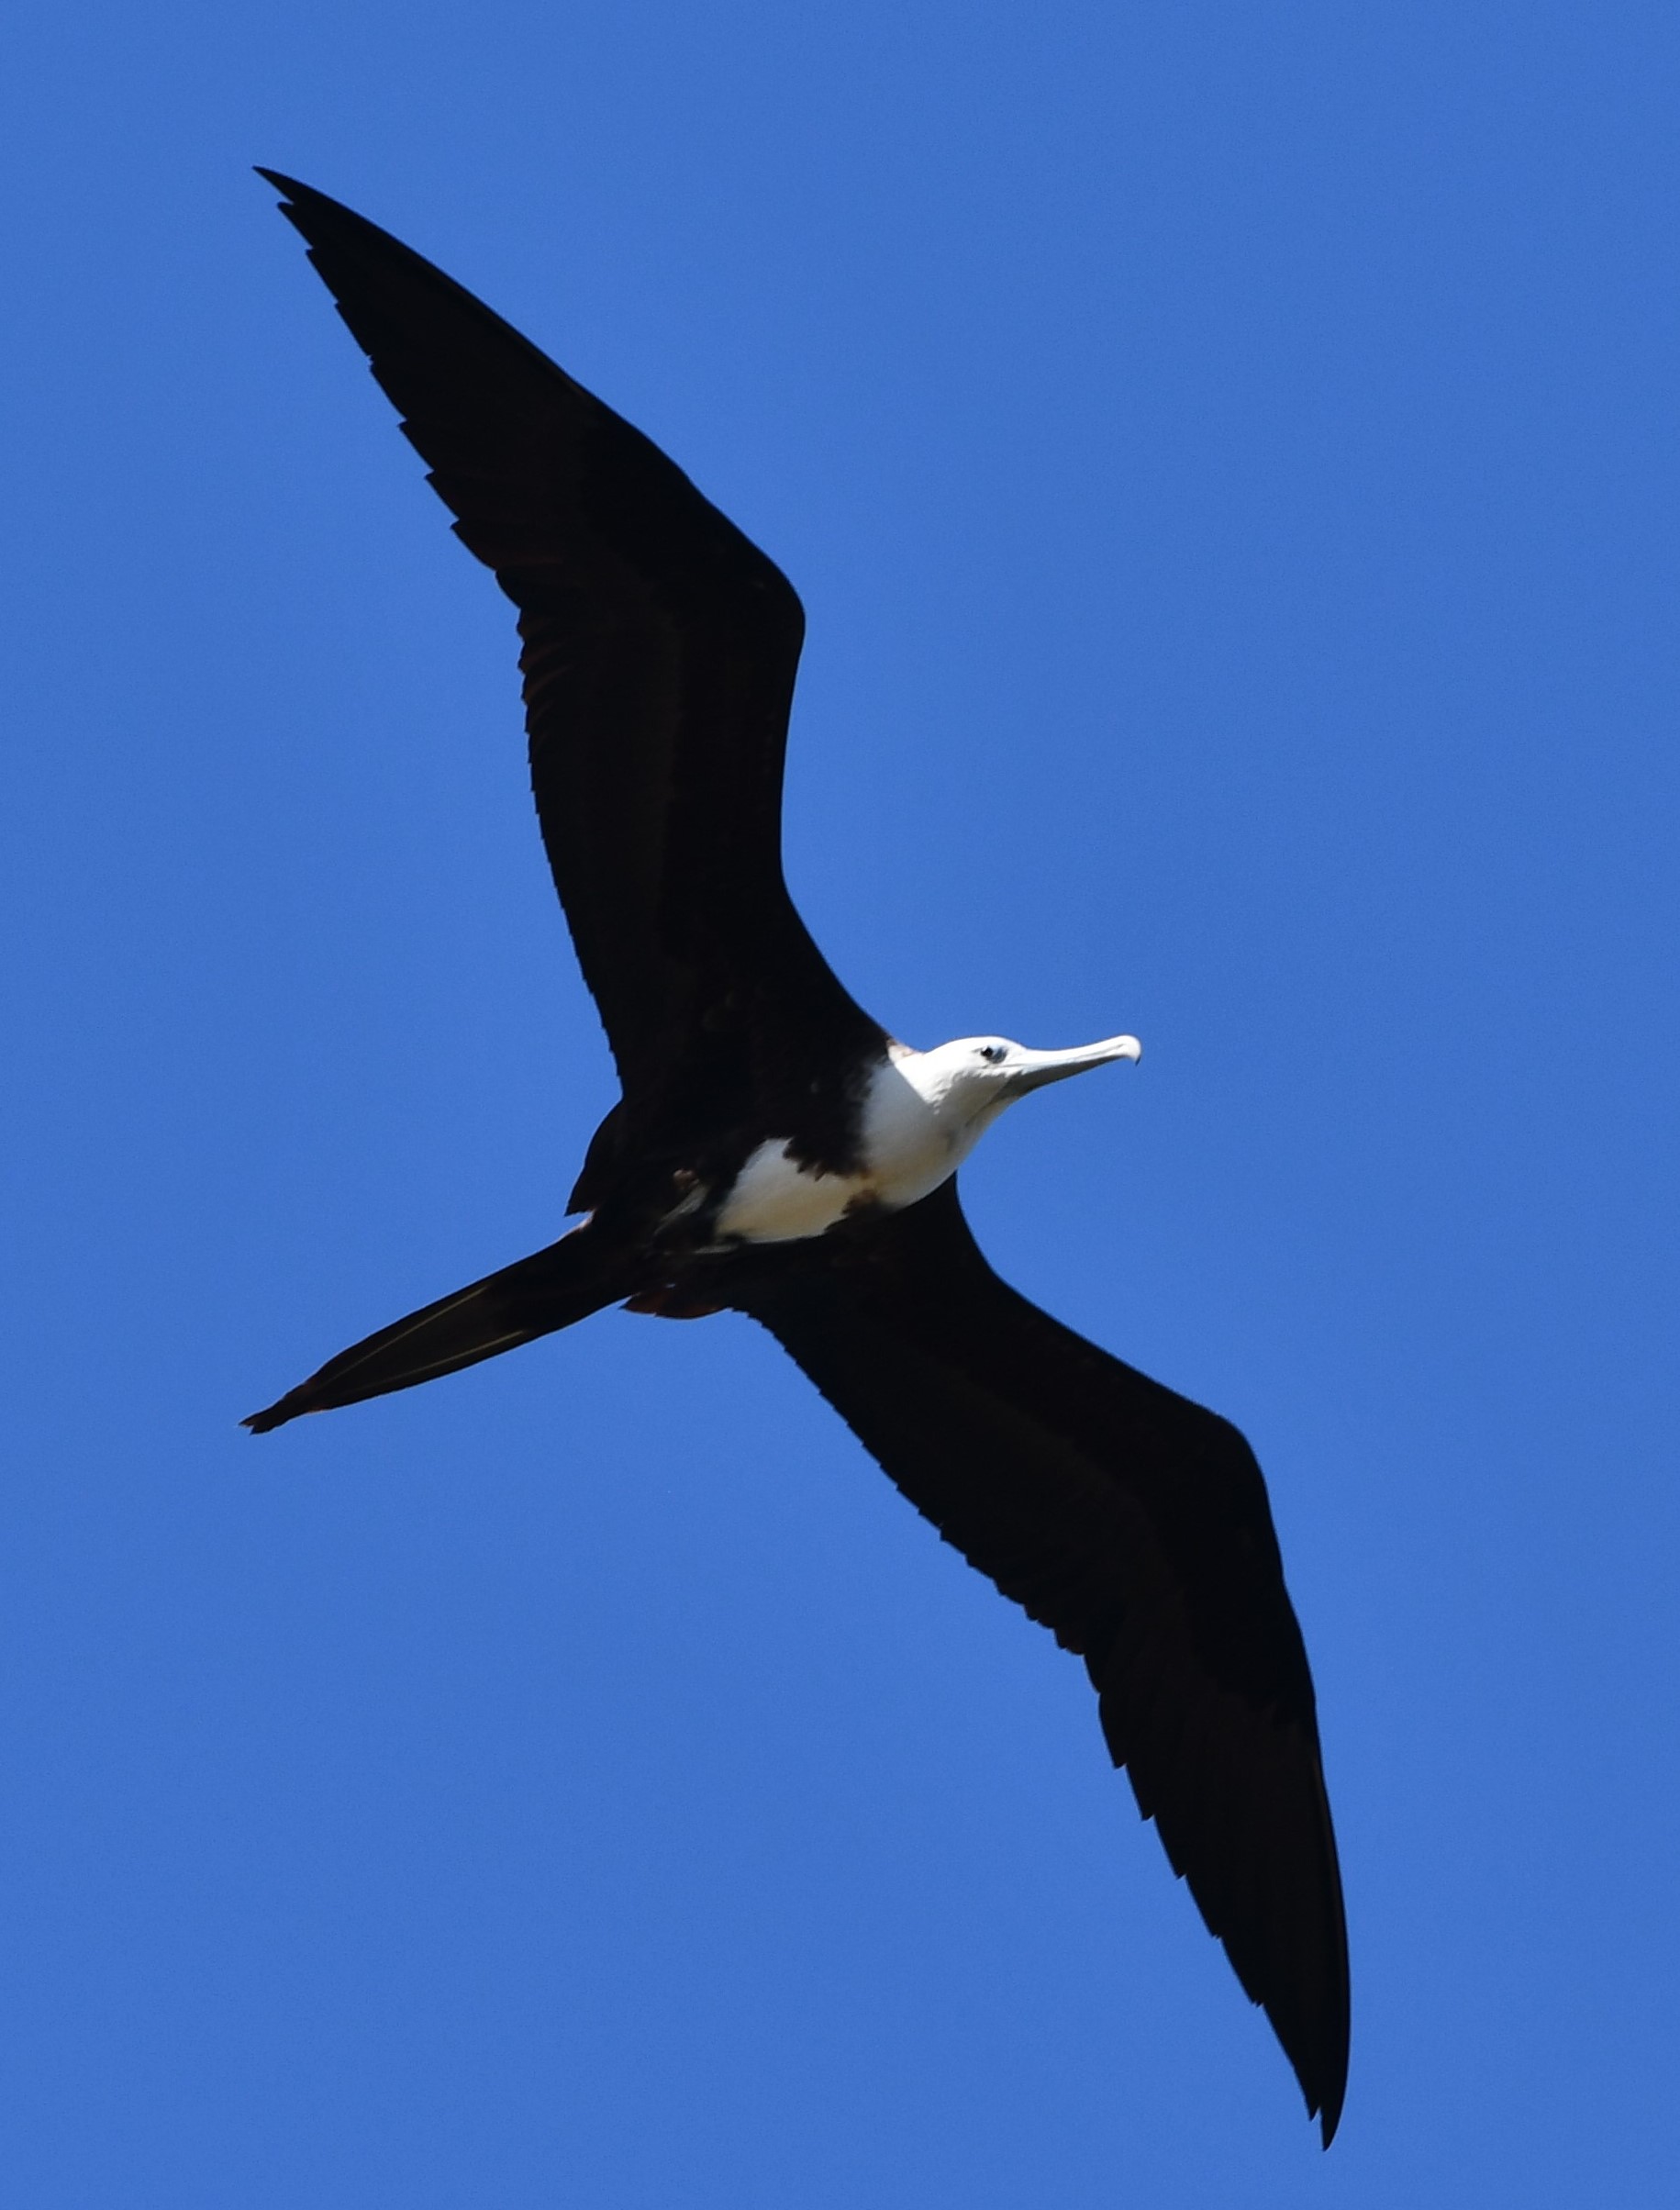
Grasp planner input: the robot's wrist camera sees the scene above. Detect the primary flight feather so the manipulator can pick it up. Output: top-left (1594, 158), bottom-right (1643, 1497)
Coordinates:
top-left (248, 171), bottom-right (1350, 2144)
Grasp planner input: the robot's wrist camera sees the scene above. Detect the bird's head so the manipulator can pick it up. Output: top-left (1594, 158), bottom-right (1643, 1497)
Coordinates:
top-left (893, 1031), bottom-right (1143, 1141)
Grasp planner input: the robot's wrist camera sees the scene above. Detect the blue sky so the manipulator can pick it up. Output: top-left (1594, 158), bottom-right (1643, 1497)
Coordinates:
top-left (4, 1), bottom-right (1678, 2201)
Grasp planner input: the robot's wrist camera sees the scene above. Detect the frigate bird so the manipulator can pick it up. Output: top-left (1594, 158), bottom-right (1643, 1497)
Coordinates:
top-left (247, 171), bottom-right (1350, 2144)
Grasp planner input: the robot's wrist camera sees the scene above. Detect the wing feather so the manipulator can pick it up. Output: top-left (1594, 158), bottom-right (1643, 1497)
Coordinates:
top-left (260, 172), bottom-right (876, 1101)
top-left (724, 1180), bottom-right (1350, 2143)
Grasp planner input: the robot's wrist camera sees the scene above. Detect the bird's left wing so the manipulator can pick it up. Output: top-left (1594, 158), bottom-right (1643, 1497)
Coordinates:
top-left (723, 1178), bottom-right (1350, 2143)
top-left (258, 172), bottom-right (879, 1106)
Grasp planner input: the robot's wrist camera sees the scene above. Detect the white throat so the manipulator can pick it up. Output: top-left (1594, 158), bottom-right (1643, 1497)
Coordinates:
top-left (712, 1030), bottom-right (1139, 1246)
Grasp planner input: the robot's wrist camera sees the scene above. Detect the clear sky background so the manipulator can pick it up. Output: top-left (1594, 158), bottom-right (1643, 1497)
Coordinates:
top-left (4, 2), bottom-right (1677, 2202)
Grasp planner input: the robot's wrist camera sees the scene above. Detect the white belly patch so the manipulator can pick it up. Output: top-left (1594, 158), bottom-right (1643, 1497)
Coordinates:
top-left (713, 1141), bottom-right (869, 1244)
top-left (712, 1053), bottom-right (995, 1245)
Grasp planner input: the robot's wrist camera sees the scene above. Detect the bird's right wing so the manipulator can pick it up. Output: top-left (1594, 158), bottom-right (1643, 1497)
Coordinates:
top-left (725, 1178), bottom-right (1350, 2143)
top-left (260, 173), bottom-right (879, 1104)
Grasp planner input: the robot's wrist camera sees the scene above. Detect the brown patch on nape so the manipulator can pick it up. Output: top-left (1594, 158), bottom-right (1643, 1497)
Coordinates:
top-left (624, 1287), bottom-right (724, 1322)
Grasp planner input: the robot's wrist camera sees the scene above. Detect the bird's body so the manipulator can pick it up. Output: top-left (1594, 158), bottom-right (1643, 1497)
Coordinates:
top-left (706, 1035), bottom-right (1146, 1245)
top-left (249, 172), bottom-right (1351, 2144)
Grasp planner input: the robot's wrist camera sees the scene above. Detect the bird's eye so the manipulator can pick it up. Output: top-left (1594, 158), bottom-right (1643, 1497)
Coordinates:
top-left (979, 1044), bottom-right (1008, 1064)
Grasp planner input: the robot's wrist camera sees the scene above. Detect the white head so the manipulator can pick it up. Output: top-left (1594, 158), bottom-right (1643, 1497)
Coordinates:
top-left (722, 1028), bottom-right (1144, 1245)
top-left (860, 1033), bottom-right (1143, 1216)
top-left (892, 1031), bottom-right (1143, 1135)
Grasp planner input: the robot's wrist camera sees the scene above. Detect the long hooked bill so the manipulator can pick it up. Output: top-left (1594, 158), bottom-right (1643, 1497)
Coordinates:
top-left (1007, 1033), bottom-right (1143, 1094)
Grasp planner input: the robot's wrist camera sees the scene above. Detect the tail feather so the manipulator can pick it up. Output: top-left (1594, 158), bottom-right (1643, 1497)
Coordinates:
top-left (245, 1225), bottom-right (624, 1432)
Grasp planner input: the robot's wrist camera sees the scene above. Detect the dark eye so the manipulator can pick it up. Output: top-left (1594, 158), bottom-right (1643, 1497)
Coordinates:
top-left (979, 1044), bottom-right (1007, 1064)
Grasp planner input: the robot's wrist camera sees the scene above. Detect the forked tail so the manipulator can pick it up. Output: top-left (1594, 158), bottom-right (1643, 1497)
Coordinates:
top-left (244, 1223), bottom-right (628, 1432)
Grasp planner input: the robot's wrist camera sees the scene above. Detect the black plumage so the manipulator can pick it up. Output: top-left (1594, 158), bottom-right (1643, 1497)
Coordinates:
top-left (247, 171), bottom-right (1350, 2144)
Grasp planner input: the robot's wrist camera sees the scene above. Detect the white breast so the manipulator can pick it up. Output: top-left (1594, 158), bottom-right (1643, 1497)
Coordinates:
top-left (711, 1140), bottom-right (870, 1243)
top-left (713, 1050), bottom-right (995, 1245)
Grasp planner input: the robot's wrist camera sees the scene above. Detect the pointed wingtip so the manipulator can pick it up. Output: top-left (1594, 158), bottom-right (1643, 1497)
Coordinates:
top-left (253, 170), bottom-right (339, 229)
top-left (253, 169), bottom-right (319, 243)
top-left (1307, 2043), bottom-right (1347, 2147)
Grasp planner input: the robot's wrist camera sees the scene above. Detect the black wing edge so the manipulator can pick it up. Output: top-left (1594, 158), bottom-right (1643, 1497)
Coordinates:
top-left (254, 168), bottom-right (577, 405)
top-left (252, 169), bottom-right (874, 1100)
top-left (722, 1182), bottom-right (1350, 2144)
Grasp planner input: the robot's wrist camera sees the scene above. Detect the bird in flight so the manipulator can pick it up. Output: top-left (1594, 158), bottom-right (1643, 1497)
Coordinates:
top-left (248, 172), bottom-right (1350, 2144)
